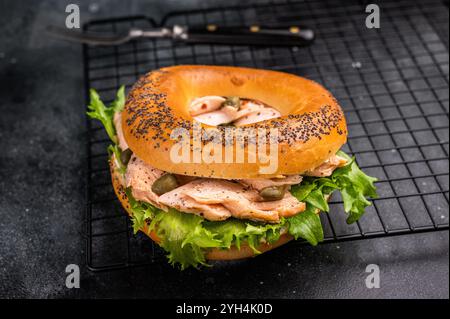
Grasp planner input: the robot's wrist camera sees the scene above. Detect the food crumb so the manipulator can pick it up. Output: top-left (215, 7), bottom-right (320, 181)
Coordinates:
top-left (351, 61), bottom-right (362, 69)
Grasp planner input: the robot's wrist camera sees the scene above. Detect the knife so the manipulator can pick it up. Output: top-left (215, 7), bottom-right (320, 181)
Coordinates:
top-left (46, 24), bottom-right (314, 46)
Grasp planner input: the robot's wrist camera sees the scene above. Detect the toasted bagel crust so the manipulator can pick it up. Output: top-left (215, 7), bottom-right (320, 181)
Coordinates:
top-left (122, 65), bottom-right (347, 179)
top-left (109, 158), bottom-right (293, 260)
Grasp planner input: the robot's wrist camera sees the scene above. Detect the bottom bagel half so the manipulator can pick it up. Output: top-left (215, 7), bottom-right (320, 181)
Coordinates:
top-left (108, 158), bottom-right (311, 261)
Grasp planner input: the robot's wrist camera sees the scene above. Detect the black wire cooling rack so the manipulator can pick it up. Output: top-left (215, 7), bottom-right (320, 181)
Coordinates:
top-left (83, 0), bottom-right (449, 271)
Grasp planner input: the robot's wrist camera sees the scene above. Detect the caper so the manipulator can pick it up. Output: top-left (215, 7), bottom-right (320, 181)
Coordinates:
top-left (259, 186), bottom-right (286, 201)
top-left (151, 174), bottom-right (179, 195)
top-left (222, 96), bottom-right (241, 109)
top-left (120, 148), bottom-right (133, 166)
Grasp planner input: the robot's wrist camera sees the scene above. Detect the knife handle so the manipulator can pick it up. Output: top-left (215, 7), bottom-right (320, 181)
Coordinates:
top-left (183, 25), bottom-right (314, 46)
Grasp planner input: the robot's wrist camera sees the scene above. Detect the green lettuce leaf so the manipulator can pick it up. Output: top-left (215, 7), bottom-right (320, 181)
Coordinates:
top-left (86, 86), bottom-right (125, 145)
top-left (87, 86), bottom-right (378, 269)
top-left (287, 204), bottom-right (323, 245)
top-left (107, 144), bottom-right (126, 175)
top-left (204, 219), bottom-right (285, 253)
top-left (88, 87), bottom-right (127, 173)
top-left (333, 151), bottom-right (378, 223)
top-left (124, 187), bottom-right (290, 269)
top-left (203, 219), bottom-right (247, 249)
top-left (124, 150), bottom-right (377, 268)
top-left (290, 151), bottom-right (378, 225)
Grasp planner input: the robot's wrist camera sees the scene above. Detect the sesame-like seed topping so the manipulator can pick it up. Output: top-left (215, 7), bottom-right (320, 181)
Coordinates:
top-left (124, 70), bottom-right (344, 149)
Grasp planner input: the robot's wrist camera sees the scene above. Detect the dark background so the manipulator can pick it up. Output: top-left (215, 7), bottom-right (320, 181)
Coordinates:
top-left (0, 0), bottom-right (448, 298)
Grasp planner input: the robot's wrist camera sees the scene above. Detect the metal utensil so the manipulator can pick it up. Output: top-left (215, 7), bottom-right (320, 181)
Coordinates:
top-left (46, 24), bottom-right (314, 46)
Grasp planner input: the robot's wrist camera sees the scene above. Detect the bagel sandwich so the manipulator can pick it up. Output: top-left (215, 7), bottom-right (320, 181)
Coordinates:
top-left (87, 65), bottom-right (378, 269)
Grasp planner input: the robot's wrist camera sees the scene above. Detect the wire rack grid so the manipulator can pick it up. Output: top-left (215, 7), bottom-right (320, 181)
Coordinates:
top-left (83, 0), bottom-right (449, 271)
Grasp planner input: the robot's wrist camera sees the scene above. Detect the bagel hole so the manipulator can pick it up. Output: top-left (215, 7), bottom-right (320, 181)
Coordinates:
top-left (189, 95), bottom-right (281, 126)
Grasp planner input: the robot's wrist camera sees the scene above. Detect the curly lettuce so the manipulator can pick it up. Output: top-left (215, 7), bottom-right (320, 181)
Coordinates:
top-left (287, 204), bottom-right (323, 245)
top-left (125, 148), bottom-right (378, 268)
top-left (126, 191), bottom-right (287, 270)
top-left (87, 87), bottom-right (378, 269)
top-left (86, 85), bottom-right (125, 144)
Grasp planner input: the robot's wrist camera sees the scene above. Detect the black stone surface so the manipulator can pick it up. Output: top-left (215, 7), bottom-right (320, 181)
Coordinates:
top-left (0, 0), bottom-right (448, 298)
